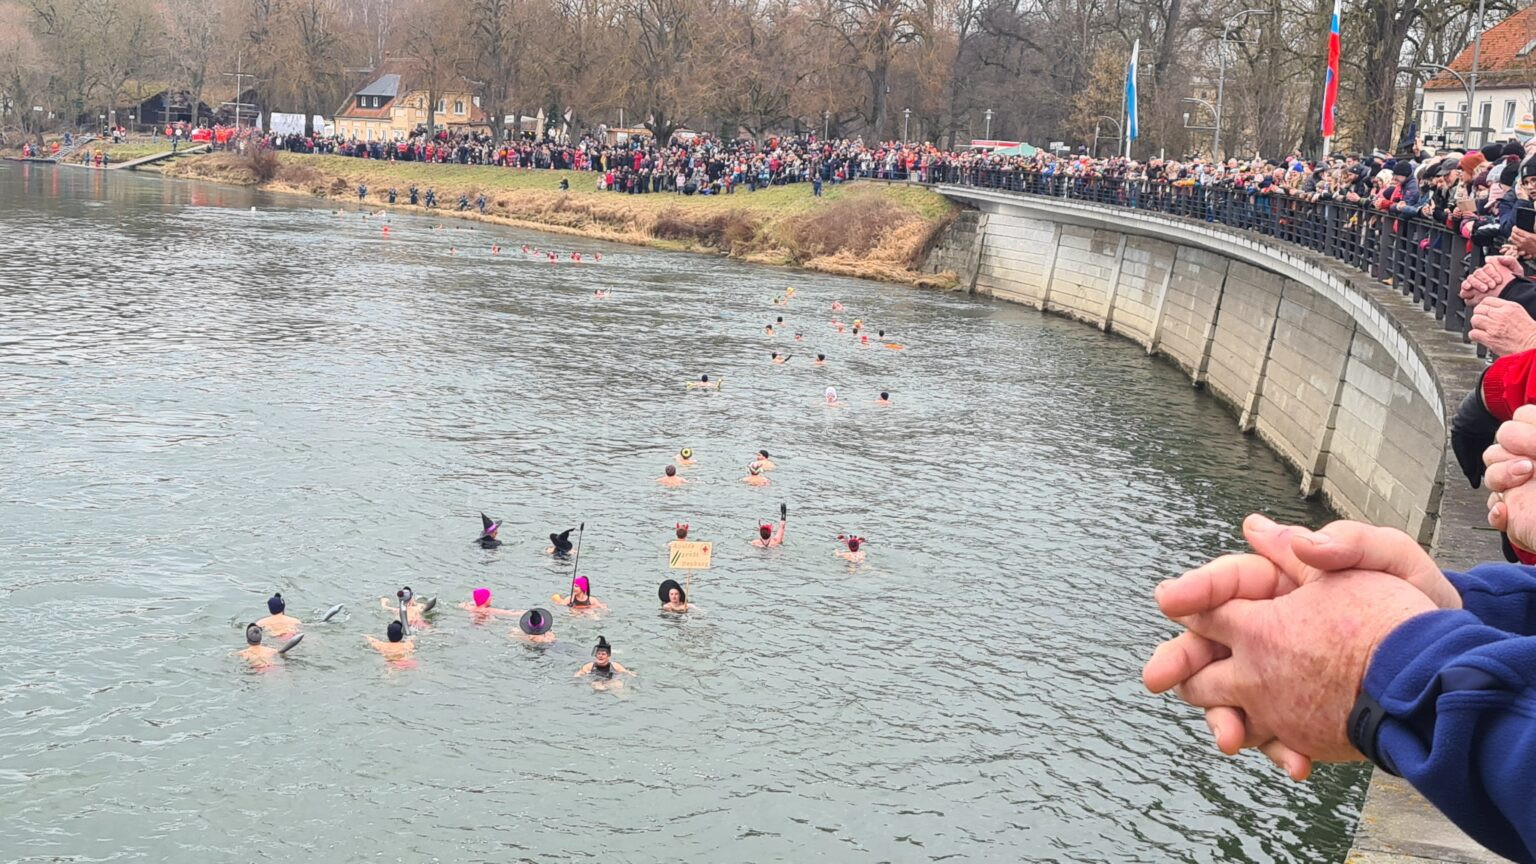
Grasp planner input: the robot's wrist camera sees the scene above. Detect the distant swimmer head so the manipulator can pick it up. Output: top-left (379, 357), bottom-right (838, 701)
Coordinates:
top-left (245, 623), bottom-right (263, 645)
top-left (771, 352), bottom-right (779, 359)
top-left (878, 330), bottom-right (886, 337)
top-left (473, 587), bottom-right (491, 607)
top-left (398, 587), bottom-right (414, 604)
top-left (387, 620), bottom-right (405, 643)
top-left (700, 374), bottom-right (709, 382)
top-left (880, 391), bottom-right (889, 400)
top-left (665, 464), bottom-right (677, 477)
top-left (759, 523), bottom-right (773, 540)
top-left (776, 316), bottom-right (783, 324)
top-left (816, 353), bottom-right (825, 361)
top-left (659, 579), bottom-right (686, 605)
top-left (551, 529), bottom-right (574, 554)
top-left (847, 536), bottom-right (863, 552)
top-left (480, 512), bottom-right (499, 538)
top-left (675, 522), bottom-right (689, 539)
top-left (825, 386), bottom-right (837, 401)
top-left (680, 447), bottom-right (693, 459)
top-left (758, 449), bottom-right (770, 460)
top-left (593, 635), bottom-right (612, 659)
top-left (572, 576), bottom-right (591, 596)
top-left (520, 608), bottom-right (552, 635)
top-left (267, 593), bottom-right (285, 615)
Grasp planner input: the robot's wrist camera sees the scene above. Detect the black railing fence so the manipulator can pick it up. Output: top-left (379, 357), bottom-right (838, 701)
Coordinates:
top-left (929, 165), bottom-right (1478, 339)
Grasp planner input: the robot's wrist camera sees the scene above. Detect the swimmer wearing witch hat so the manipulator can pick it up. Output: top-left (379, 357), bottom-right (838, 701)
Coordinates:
top-left (256, 593), bottom-right (302, 638)
top-left (546, 528), bottom-right (576, 558)
top-left (751, 503), bottom-right (788, 548)
top-left (675, 447), bottom-right (695, 467)
top-left (658, 579), bottom-right (691, 613)
top-left (576, 635), bottom-right (633, 683)
top-left (238, 623), bottom-right (304, 668)
top-left (477, 513), bottom-right (502, 549)
top-left (512, 607), bottom-right (556, 644)
top-left (458, 587), bottom-right (517, 617)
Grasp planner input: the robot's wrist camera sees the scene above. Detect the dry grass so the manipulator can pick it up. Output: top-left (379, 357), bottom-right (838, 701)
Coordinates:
top-left (164, 152), bottom-right (961, 287)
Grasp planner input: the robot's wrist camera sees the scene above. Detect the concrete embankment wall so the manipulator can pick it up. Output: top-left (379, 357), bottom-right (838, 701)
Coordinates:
top-left (926, 188), bottom-right (1501, 864)
top-left (925, 189), bottom-right (1487, 547)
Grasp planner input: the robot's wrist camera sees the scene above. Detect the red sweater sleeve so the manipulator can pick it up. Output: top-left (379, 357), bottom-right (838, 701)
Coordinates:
top-left (1482, 349), bottom-right (1536, 421)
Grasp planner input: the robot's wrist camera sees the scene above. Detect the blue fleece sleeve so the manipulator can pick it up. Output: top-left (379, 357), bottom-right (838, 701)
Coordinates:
top-left (1446, 563), bottom-right (1536, 635)
top-left (1365, 609), bottom-right (1536, 864)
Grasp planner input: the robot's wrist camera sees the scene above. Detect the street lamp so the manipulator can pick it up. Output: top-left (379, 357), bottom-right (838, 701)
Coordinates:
top-left (824, 110), bottom-right (830, 140)
top-left (902, 107), bottom-right (911, 142)
top-left (1214, 7), bottom-right (1266, 160)
top-left (984, 108), bottom-right (994, 139)
top-left (1093, 114), bottom-right (1123, 159)
top-left (1409, 63), bottom-right (1473, 147)
top-left (1182, 97), bottom-right (1218, 155)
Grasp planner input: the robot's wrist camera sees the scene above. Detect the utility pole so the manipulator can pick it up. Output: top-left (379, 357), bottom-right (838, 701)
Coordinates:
top-left (221, 49), bottom-right (259, 133)
top-left (1470, 0), bottom-right (1486, 146)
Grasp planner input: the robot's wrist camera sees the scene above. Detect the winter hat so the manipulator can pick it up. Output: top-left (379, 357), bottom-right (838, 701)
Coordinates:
top-left (1392, 162), bottom-right (1412, 178)
top-left (1460, 151), bottom-right (1487, 174)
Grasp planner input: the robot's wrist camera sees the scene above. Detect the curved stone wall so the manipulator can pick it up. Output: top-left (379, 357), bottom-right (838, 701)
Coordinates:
top-left (928, 186), bottom-right (1488, 553)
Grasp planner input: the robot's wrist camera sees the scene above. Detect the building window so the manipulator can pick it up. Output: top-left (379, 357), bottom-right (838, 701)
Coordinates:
top-left (1506, 100), bottom-right (1518, 132)
top-left (437, 98), bottom-right (446, 113)
top-left (1481, 102), bottom-right (1494, 145)
top-left (1458, 101), bottom-right (1467, 124)
top-left (473, 96), bottom-right (481, 108)
top-left (454, 100), bottom-right (465, 115)
top-left (1434, 103), bottom-right (1445, 131)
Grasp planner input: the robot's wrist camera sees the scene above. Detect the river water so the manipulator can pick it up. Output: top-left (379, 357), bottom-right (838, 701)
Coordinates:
top-left (0, 164), bottom-right (1360, 863)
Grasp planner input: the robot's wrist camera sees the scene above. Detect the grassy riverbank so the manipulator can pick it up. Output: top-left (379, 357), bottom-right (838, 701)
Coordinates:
top-left (163, 152), bottom-right (960, 287)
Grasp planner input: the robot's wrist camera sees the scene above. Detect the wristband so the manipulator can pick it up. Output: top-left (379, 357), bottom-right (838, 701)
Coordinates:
top-left (1347, 689), bottom-right (1400, 776)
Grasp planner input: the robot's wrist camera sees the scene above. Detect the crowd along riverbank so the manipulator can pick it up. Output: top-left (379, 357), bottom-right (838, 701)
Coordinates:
top-left (153, 151), bottom-right (960, 288)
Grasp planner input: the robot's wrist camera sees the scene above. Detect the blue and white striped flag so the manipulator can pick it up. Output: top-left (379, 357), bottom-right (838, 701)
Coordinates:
top-left (1125, 39), bottom-right (1140, 146)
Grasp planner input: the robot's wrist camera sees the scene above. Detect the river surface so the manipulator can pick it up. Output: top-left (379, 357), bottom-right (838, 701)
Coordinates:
top-left (0, 164), bottom-right (1358, 863)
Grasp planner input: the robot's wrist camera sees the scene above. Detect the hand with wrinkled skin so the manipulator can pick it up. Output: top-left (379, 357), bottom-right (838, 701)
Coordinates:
top-left (1470, 297), bottom-right (1536, 355)
top-left (1460, 255), bottom-right (1522, 308)
top-left (1483, 405), bottom-right (1536, 546)
top-left (1509, 228), bottom-right (1536, 261)
top-left (1152, 565), bottom-right (1438, 762)
top-left (1145, 513), bottom-right (1460, 779)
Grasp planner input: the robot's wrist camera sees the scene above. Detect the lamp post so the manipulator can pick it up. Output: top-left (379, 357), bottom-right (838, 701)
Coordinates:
top-left (1214, 7), bottom-right (1265, 160)
top-left (902, 107), bottom-right (911, 142)
top-left (1414, 63), bottom-right (1473, 146)
top-left (984, 108), bottom-right (994, 140)
top-left (824, 110), bottom-right (830, 140)
top-left (1093, 114), bottom-right (1122, 159)
top-left (1470, 0), bottom-right (1486, 145)
top-left (1181, 97), bottom-right (1218, 155)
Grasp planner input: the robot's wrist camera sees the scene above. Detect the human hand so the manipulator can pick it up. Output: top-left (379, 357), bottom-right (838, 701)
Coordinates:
top-left (1511, 227), bottom-right (1536, 259)
top-left (1460, 255), bottom-right (1521, 307)
top-left (1470, 297), bottom-right (1536, 354)
top-left (1484, 405), bottom-right (1536, 547)
top-left (1159, 567), bottom-right (1438, 762)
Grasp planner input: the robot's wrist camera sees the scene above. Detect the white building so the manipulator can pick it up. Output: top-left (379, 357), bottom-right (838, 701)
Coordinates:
top-left (1424, 4), bottom-right (1536, 148)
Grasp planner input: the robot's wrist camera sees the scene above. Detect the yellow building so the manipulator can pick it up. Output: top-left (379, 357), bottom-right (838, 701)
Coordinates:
top-left (332, 64), bottom-right (490, 141)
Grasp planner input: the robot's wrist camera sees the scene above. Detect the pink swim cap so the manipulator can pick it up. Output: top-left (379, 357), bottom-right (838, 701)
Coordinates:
top-left (473, 587), bottom-right (491, 607)
top-left (573, 576), bottom-right (590, 594)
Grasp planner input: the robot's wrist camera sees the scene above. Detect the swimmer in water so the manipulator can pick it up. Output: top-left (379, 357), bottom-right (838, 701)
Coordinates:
top-left (238, 623), bottom-right (302, 667)
top-left (547, 528), bottom-right (576, 558)
top-left (554, 575), bottom-right (607, 611)
top-left (836, 535), bottom-right (867, 563)
top-left (775, 316), bottom-right (784, 327)
top-left (687, 374), bottom-right (721, 390)
top-left (576, 635), bottom-right (633, 683)
top-left (459, 587), bottom-right (518, 617)
top-left (765, 324), bottom-right (776, 336)
top-left (824, 386), bottom-right (843, 407)
top-left (771, 352), bottom-right (788, 365)
top-left (814, 353), bottom-right (826, 366)
top-left (675, 447), bottom-right (695, 467)
top-left (859, 332), bottom-right (869, 345)
top-left (477, 513), bottom-right (502, 549)
top-left (831, 300), bottom-right (844, 311)
top-left (742, 463), bottom-right (770, 487)
top-left (513, 608), bottom-right (556, 644)
top-left (657, 464), bottom-right (688, 488)
top-left (673, 522), bottom-right (689, 540)
top-left (754, 449), bottom-right (777, 470)
top-left (832, 320), bottom-right (846, 333)
top-left (659, 579), bottom-right (691, 613)
top-left (786, 287), bottom-right (796, 298)
top-left (379, 586), bottom-right (432, 629)
top-left (255, 593), bottom-right (302, 638)
top-left (794, 332), bottom-right (803, 341)
top-left (594, 289), bottom-right (610, 299)
top-left (365, 620), bottom-right (414, 660)
top-left (875, 391), bottom-right (891, 405)
top-left (751, 503), bottom-right (788, 548)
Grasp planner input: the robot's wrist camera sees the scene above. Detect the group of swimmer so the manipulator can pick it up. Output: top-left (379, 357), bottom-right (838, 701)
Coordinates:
top-left (346, 207), bottom-right (601, 264)
top-left (237, 280), bottom-right (879, 685)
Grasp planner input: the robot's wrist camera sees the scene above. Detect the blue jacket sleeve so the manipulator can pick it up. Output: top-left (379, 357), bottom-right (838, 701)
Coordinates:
top-left (1446, 563), bottom-right (1536, 635)
top-left (1365, 609), bottom-right (1536, 864)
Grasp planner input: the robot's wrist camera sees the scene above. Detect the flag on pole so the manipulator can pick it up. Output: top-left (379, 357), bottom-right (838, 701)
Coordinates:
top-left (1321, 0), bottom-right (1341, 137)
top-left (563, 107), bottom-right (572, 123)
top-left (1125, 40), bottom-right (1140, 145)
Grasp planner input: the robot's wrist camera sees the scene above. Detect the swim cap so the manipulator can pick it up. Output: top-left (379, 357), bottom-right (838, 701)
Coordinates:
top-left (825, 387), bottom-right (837, 399)
top-left (680, 448), bottom-right (692, 458)
top-left (817, 354), bottom-right (825, 361)
top-left (387, 620), bottom-right (405, 642)
top-left (473, 587), bottom-right (491, 607)
top-left (665, 464), bottom-right (677, 476)
top-left (758, 449), bottom-right (770, 459)
top-left (847, 537), bottom-right (862, 552)
top-left (573, 576), bottom-right (591, 595)
top-left (246, 623), bottom-right (263, 645)
top-left (759, 524), bottom-right (772, 539)
top-left (701, 374), bottom-right (709, 382)
top-left (880, 391), bottom-right (889, 400)
top-left (593, 635), bottom-right (611, 656)
top-left (267, 593), bottom-right (285, 615)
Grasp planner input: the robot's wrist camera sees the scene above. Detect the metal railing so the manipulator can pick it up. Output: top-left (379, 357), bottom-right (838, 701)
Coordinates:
top-left (930, 166), bottom-right (1478, 339)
